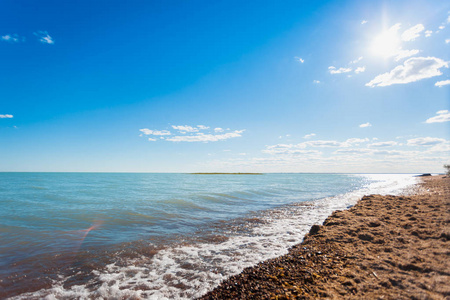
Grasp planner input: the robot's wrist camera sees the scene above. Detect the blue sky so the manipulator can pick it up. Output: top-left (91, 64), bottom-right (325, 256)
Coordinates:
top-left (1, 0), bottom-right (449, 173)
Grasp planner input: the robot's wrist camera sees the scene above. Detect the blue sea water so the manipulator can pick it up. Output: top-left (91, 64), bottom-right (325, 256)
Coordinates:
top-left (0, 173), bottom-right (417, 299)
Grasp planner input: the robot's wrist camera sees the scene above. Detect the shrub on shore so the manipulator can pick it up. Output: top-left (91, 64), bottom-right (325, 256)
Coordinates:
top-left (444, 164), bottom-right (450, 175)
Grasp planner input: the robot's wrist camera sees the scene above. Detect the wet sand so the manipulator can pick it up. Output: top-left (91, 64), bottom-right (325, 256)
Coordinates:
top-left (200, 175), bottom-right (449, 299)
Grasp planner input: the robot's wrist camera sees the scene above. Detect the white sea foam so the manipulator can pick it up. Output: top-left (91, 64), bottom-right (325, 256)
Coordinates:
top-left (13, 174), bottom-right (418, 300)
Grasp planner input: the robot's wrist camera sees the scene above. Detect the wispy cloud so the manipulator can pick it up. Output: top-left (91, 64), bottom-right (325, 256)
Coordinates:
top-left (401, 24), bottom-right (425, 41)
top-left (140, 126), bottom-right (245, 143)
top-left (313, 80), bottom-right (321, 84)
top-left (33, 31), bottom-right (54, 44)
top-left (0, 114), bottom-right (13, 118)
top-left (435, 79), bottom-right (450, 87)
top-left (366, 56), bottom-right (448, 87)
top-left (172, 125), bottom-right (199, 133)
top-left (303, 133), bottom-right (316, 139)
top-left (343, 138), bottom-right (370, 146)
top-left (359, 122), bottom-right (372, 128)
top-left (446, 39), bottom-right (450, 44)
top-left (263, 138), bottom-right (369, 155)
top-left (407, 137), bottom-right (446, 146)
top-left (425, 110), bottom-right (450, 123)
top-left (328, 66), bottom-right (352, 74)
top-left (165, 130), bottom-right (244, 142)
top-left (369, 141), bottom-right (398, 147)
top-left (294, 57), bottom-right (304, 63)
top-left (1, 34), bottom-right (23, 43)
top-left (171, 125), bottom-right (210, 133)
top-left (354, 66), bottom-right (366, 74)
top-left (394, 49), bottom-right (420, 61)
top-left (425, 30), bottom-right (432, 37)
top-left (306, 140), bottom-right (342, 147)
top-left (361, 20), bottom-right (368, 25)
top-left (139, 129), bottom-right (171, 136)
top-left (350, 56), bottom-right (363, 64)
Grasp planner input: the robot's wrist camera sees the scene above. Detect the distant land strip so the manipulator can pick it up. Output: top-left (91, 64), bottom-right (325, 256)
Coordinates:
top-left (190, 173), bottom-right (263, 175)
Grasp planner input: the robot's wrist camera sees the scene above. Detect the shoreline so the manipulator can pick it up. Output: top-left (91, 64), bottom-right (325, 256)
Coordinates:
top-left (200, 175), bottom-right (449, 299)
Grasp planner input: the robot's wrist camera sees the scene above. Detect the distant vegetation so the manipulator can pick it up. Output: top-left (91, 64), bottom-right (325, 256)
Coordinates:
top-left (191, 173), bottom-right (263, 175)
top-left (444, 164), bottom-right (450, 175)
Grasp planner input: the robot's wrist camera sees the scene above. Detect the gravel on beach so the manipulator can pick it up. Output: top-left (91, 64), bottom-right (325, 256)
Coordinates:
top-left (200, 176), bottom-right (449, 299)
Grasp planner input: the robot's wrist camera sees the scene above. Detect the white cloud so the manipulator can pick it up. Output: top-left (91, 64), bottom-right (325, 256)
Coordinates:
top-left (165, 130), bottom-right (244, 142)
top-left (1, 34), bottom-right (22, 43)
top-left (425, 30), bottom-right (432, 37)
top-left (369, 141), bottom-right (398, 147)
top-left (0, 114), bottom-right (13, 118)
top-left (313, 80), bottom-right (320, 84)
top-left (344, 138), bottom-right (369, 145)
top-left (435, 79), bottom-right (450, 87)
top-left (294, 57), bottom-right (304, 63)
top-left (329, 66), bottom-right (352, 74)
top-left (303, 133), bottom-right (316, 139)
top-left (148, 137), bottom-right (157, 141)
top-left (439, 25), bottom-right (445, 30)
top-left (366, 56), bottom-right (449, 87)
top-left (262, 144), bottom-right (321, 155)
top-left (359, 122), bottom-right (372, 128)
top-left (428, 142), bottom-right (450, 153)
top-left (394, 49), bottom-right (420, 61)
top-left (350, 56), bottom-right (363, 64)
top-left (172, 125), bottom-right (199, 133)
top-left (407, 137), bottom-right (446, 146)
top-left (446, 39), bottom-right (450, 44)
top-left (401, 24), bottom-right (425, 41)
top-left (34, 31), bottom-right (54, 44)
top-left (425, 110), bottom-right (450, 123)
top-left (305, 140), bottom-right (341, 147)
top-left (361, 20), bottom-right (368, 25)
top-left (139, 129), bottom-right (171, 136)
top-left (171, 125), bottom-right (210, 133)
top-left (354, 66), bottom-right (366, 74)
top-left (447, 16), bottom-right (450, 24)
top-left (214, 127), bottom-right (224, 132)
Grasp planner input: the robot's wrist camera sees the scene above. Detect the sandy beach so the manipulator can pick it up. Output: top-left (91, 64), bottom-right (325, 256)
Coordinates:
top-left (200, 175), bottom-right (449, 299)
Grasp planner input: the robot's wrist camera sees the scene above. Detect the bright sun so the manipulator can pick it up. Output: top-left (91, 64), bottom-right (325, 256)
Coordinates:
top-left (370, 24), bottom-right (401, 57)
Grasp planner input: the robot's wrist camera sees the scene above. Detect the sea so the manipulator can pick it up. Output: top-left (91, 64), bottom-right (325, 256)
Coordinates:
top-left (0, 173), bottom-right (418, 299)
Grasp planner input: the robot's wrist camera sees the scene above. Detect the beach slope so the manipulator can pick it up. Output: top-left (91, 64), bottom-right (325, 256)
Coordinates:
top-left (200, 176), bottom-right (449, 299)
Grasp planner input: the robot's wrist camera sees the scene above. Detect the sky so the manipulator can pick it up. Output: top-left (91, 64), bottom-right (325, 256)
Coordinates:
top-left (0, 0), bottom-right (449, 173)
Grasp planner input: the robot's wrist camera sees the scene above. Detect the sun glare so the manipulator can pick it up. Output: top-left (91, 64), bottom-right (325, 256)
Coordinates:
top-left (370, 24), bottom-right (401, 58)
